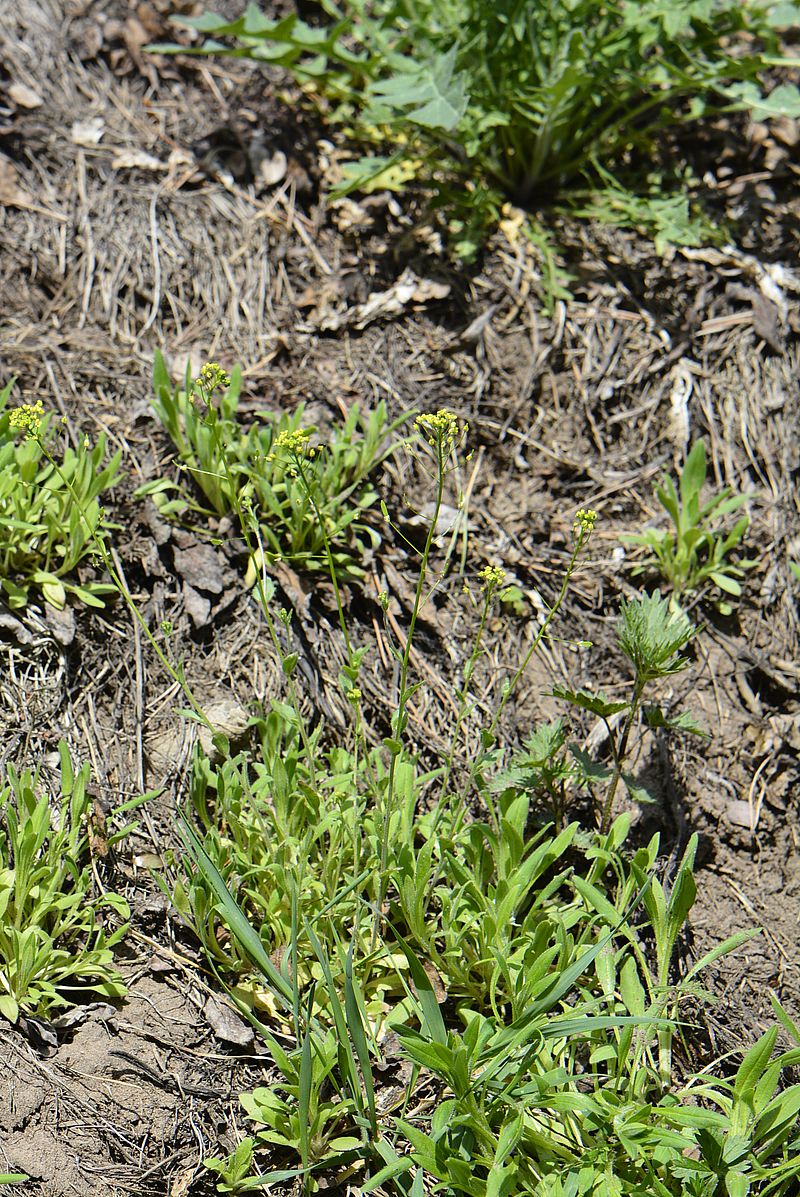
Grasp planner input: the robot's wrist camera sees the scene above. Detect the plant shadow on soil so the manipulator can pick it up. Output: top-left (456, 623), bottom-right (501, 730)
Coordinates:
top-left (0, 1), bottom-right (799, 1193)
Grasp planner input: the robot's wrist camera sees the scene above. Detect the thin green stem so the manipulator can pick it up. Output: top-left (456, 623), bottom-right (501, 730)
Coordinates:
top-left (600, 675), bottom-right (645, 834)
top-left (373, 434), bottom-right (447, 944)
top-left (294, 454), bottom-right (353, 657)
top-left (430, 584), bottom-right (493, 840)
top-left (203, 408), bottom-right (320, 790)
top-left (488, 531), bottom-right (588, 742)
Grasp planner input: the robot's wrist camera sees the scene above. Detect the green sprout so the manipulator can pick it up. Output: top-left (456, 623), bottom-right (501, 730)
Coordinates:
top-left (622, 439), bottom-right (757, 614)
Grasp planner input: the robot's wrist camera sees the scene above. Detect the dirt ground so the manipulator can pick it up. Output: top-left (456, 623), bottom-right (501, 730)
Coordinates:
top-left (1, 1), bottom-right (799, 1193)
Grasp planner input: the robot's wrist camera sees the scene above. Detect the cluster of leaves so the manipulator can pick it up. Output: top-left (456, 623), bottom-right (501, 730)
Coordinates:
top-left (153, 1), bottom-right (800, 259)
top-left (0, 380), bottom-right (122, 609)
top-left (0, 743), bottom-right (132, 1023)
top-left (622, 439), bottom-right (757, 614)
top-left (139, 352), bottom-right (404, 580)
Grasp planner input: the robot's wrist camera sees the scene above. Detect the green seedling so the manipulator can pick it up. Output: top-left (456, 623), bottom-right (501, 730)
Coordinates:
top-left (622, 439), bottom-right (757, 613)
top-left (0, 743), bottom-right (131, 1022)
top-left (204, 1138), bottom-right (256, 1194)
top-left (0, 382), bottom-right (122, 609)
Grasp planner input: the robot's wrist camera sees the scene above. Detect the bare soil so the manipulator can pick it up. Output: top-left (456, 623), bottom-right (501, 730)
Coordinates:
top-left (1, 2), bottom-right (798, 1193)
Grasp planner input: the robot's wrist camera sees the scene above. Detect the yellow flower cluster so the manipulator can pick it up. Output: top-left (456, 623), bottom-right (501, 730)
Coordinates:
top-left (8, 401), bottom-right (44, 438)
top-left (478, 564), bottom-right (506, 590)
top-left (196, 362), bottom-right (231, 394)
top-left (273, 428), bottom-right (316, 458)
top-left (415, 408), bottom-right (459, 447)
top-left (574, 507), bottom-right (598, 536)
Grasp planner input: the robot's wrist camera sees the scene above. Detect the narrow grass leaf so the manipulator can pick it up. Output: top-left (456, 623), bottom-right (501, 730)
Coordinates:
top-left (177, 813), bottom-right (293, 1007)
top-left (386, 922), bottom-right (447, 1045)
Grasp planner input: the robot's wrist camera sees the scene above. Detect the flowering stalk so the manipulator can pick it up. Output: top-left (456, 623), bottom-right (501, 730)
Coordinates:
top-left (372, 409), bottom-right (461, 944)
top-left (489, 507), bottom-right (597, 738)
top-left (435, 564), bottom-right (505, 821)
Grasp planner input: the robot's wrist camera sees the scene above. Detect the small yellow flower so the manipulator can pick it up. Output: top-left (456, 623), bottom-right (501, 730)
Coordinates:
top-left (415, 408), bottom-right (460, 448)
top-left (347, 686), bottom-right (361, 706)
top-left (196, 362), bottom-right (231, 394)
top-left (270, 428), bottom-right (316, 461)
top-left (573, 507), bottom-right (598, 538)
top-left (478, 564), bottom-right (506, 591)
top-left (8, 401), bottom-right (44, 438)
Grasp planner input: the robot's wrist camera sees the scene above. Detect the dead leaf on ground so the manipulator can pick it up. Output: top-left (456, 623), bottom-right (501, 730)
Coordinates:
top-left (173, 541), bottom-right (225, 594)
top-left (170, 1165), bottom-right (199, 1197)
top-left (197, 697), bottom-right (250, 761)
top-left (182, 581), bottom-right (211, 628)
top-left (315, 268), bottom-right (450, 332)
top-left (0, 154), bottom-right (32, 207)
top-left (0, 610), bottom-right (34, 644)
top-left (44, 600), bottom-right (76, 647)
top-left (258, 149), bottom-right (288, 187)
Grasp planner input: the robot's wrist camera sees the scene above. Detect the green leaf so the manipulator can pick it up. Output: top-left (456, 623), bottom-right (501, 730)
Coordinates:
top-left (722, 81), bottom-right (800, 119)
top-left (0, 993), bottom-right (19, 1022)
top-left (367, 47), bottom-right (467, 132)
top-left (644, 705), bottom-right (711, 738)
top-left (176, 814), bottom-right (293, 1008)
top-left (386, 923), bottom-right (447, 1045)
top-left (709, 571), bottom-right (742, 596)
top-left (679, 439), bottom-right (706, 508)
top-left (551, 685), bottom-right (629, 717)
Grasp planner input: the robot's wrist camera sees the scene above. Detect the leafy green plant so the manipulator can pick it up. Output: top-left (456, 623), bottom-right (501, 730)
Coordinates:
top-left (663, 1023), bottom-right (800, 1197)
top-left (145, 378), bottom-right (799, 1195)
top-left (621, 439), bottom-right (758, 613)
top-left (499, 591), bottom-right (707, 831)
top-left (203, 1138), bottom-right (256, 1194)
top-left (138, 353), bottom-right (404, 580)
top-left (0, 381), bottom-right (122, 609)
top-left (0, 743), bottom-right (132, 1023)
top-left (152, 1), bottom-right (800, 261)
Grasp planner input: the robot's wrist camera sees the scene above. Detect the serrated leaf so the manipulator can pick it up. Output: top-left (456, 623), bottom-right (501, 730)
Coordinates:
top-left (722, 81), bottom-right (800, 119)
top-left (569, 745), bottom-right (612, 784)
top-left (644, 705), bottom-right (710, 738)
top-left (368, 47), bottom-right (467, 132)
top-left (551, 685), bottom-right (629, 717)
